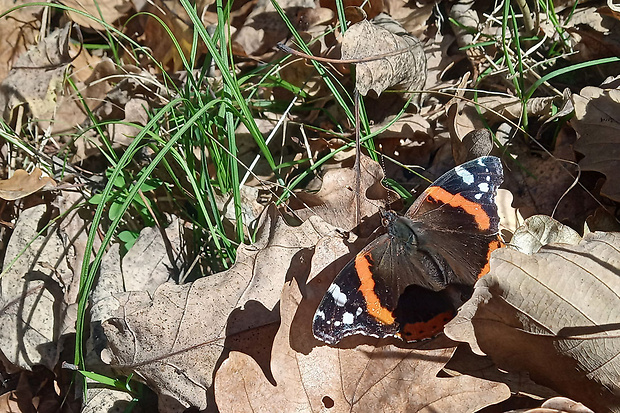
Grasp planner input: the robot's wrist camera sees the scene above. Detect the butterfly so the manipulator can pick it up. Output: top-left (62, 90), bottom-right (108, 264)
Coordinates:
top-left (313, 156), bottom-right (504, 344)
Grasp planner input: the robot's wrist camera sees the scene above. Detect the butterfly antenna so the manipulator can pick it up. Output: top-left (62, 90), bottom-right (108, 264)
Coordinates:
top-left (380, 153), bottom-right (391, 211)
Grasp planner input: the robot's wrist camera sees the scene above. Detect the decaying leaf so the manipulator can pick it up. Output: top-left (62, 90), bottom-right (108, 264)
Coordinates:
top-left (101, 207), bottom-right (337, 411)
top-left (0, 168), bottom-right (56, 200)
top-left (510, 215), bottom-right (582, 254)
top-left (0, 1), bottom-right (42, 81)
top-left (290, 155), bottom-right (390, 233)
top-left (0, 24), bottom-right (72, 122)
top-left (341, 14), bottom-right (426, 97)
top-left (445, 231), bottom-right (620, 413)
top-left (232, 0), bottom-right (317, 58)
top-left (0, 192), bottom-right (88, 372)
top-left (63, 0), bottom-right (133, 30)
top-left (214, 274), bottom-right (510, 412)
top-left (572, 86), bottom-right (620, 202)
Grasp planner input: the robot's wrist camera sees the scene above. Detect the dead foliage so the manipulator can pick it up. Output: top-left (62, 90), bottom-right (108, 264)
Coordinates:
top-left (0, 0), bottom-right (619, 412)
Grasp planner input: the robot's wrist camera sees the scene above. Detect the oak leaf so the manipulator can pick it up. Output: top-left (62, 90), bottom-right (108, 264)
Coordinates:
top-left (214, 276), bottom-right (510, 412)
top-left (341, 14), bottom-right (426, 97)
top-left (445, 229), bottom-right (620, 413)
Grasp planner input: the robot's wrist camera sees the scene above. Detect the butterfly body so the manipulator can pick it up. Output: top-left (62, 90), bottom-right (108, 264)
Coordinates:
top-left (313, 156), bottom-right (504, 344)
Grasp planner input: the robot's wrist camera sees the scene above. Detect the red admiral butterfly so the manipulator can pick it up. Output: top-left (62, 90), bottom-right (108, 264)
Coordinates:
top-left (313, 156), bottom-right (504, 344)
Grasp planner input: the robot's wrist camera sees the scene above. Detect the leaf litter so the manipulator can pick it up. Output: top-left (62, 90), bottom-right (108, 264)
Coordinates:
top-left (0, 1), bottom-right (620, 412)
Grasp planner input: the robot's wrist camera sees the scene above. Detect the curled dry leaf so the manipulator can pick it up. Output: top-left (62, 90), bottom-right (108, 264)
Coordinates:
top-left (535, 396), bottom-right (594, 413)
top-left (214, 272), bottom-right (510, 412)
top-left (496, 188), bottom-right (522, 238)
top-left (0, 168), bottom-right (56, 201)
top-left (341, 14), bottom-right (426, 97)
top-left (572, 86), bottom-right (620, 202)
top-left (510, 215), bottom-right (582, 254)
top-left (101, 206), bottom-right (336, 411)
top-left (445, 231), bottom-right (620, 413)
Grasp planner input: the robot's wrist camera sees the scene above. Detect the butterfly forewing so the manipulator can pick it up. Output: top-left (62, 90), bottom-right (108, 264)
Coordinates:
top-left (312, 236), bottom-right (402, 344)
top-left (405, 156), bottom-right (504, 282)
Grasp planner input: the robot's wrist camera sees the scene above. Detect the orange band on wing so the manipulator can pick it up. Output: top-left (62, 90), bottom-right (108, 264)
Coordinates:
top-left (426, 186), bottom-right (491, 231)
top-left (355, 253), bottom-right (395, 325)
top-left (400, 311), bottom-right (454, 341)
top-left (478, 238), bottom-right (504, 278)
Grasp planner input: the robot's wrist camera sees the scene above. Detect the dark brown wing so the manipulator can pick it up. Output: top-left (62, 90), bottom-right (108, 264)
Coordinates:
top-left (313, 157), bottom-right (503, 344)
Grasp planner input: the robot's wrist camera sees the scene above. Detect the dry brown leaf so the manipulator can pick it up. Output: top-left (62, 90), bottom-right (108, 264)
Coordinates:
top-left (0, 1), bottom-right (42, 82)
top-left (445, 231), bottom-right (620, 413)
top-left (233, 0), bottom-right (316, 58)
top-left (496, 188), bottom-right (522, 239)
top-left (83, 387), bottom-right (135, 413)
top-left (341, 14), bottom-right (426, 97)
top-left (567, 7), bottom-right (620, 71)
top-left (448, 95), bottom-right (556, 143)
top-left (101, 207), bottom-right (337, 411)
top-left (214, 274), bottom-right (510, 412)
top-left (51, 57), bottom-right (116, 136)
top-left (0, 168), bottom-right (56, 201)
top-left (572, 86), bottom-right (620, 202)
top-left (443, 344), bottom-right (559, 402)
top-left (91, 216), bottom-right (184, 328)
top-left (290, 155), bottom-right (389, 233)
top-left (530, 396), bottom-right (594, 413)
top-left (384, 0), bottom-right (434, 39)
top-left (585, 206), bottom-right (620, 233)
top-left (510, 215), bottom-right (582, 254)
top-left (63, 0), bottom-right (133, 30)
top-left (0, 192), bottom-right (89, 372)
top-left (0, 24), bottom-right (72, 122)
top-left (0, 391), bottom-right (20, 412)
top-left (70, 68), bottom-right (158, 162)
top-left (134, 0), bottom-right (211, 72)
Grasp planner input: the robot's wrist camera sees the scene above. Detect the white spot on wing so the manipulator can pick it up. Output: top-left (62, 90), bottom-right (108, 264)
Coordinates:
top-left (478, 182), bottom-right (490, 192)
top-left (477, 158), bottom-right (485, 166)
top-left (455, 166), bottom-right (475, 185)
top-left (334, 320), bottom-right (341, 327)
top-left (328, 284), bottom-right (348, 307)
top-left (315, 310), bottom-right (325, 320)
top-left (356, 307), bottom-right (363, 316)
top-left (342, 312), bottom-right (354, 324)
top-left (475, 193), bottom-right (483, 200)
top-left (486, 176), bottom-right (491, 181)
